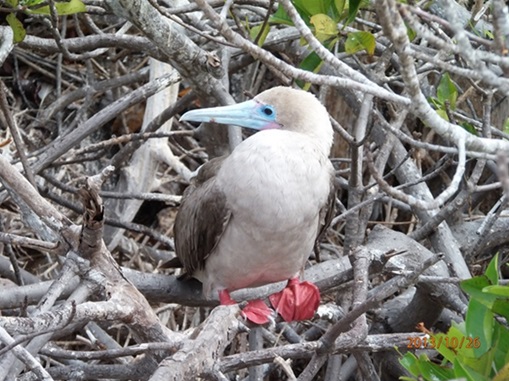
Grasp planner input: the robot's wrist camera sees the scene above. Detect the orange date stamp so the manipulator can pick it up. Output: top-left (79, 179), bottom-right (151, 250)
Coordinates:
top-left (407, 335), bottom-right (481, 350)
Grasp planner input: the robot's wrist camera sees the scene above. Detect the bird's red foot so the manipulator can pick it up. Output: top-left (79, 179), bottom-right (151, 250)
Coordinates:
top-left (218, 290), bottom-right (272, 324)
top-left (219, 289), bottom-right (237, 305)
top-left (241, 299), bottom-right (272, 324)
top-left (269, 278), bottom-right (320, 322)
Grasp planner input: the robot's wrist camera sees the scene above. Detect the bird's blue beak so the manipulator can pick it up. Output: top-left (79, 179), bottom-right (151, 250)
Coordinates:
top-left (180, 99), bottom-right (280, 130)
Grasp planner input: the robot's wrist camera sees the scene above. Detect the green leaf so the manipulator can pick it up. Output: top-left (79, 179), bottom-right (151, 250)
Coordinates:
top-left (27, 0), bottom-right (86, 15)
top-left (401, 352), bottom-right (456, 380)
top-left (494, 362), bottom-right (509, 381)
top-left (416, 353), bottom-right (455, 380)
top-left (437, 73), bottom-right (458, 109)
top-left (453, 357), bottom-right (490, 381)
top-left (466, 298), bottom-right (493, 357)
top-left (335, 0), bottom-right (346, 15)
top-left (461, 275), bottom-right (498, 307)
top-left (287, 0), bottom-right (311, 23)
top-left (57, 0), bottom-right (86, 14)
top-left (297, 51), bottom-right (324, 90)
top-left (20, 0), bottom-right (45, 6)
top-left (250, 23), bottom-right (270, 46)
top-left (298, 0), bottom-right (331, 16)
top-left (483, 285), bottom-right (509, 297)
top-left (345, 31), bottom-right (375, 55)
top-left (5, 0), bottom-right (19, 7)
top-left (429, 96), bottom-right (443, 109)
top-left (492, 299), bottom-right (509, 321)
top-left (6, 13), bottom-right (26, 43)
top-left (406, 24), bottom-right (416, 41)
top-left (503, 118), bottom-right (509, 135)
top-left (436, 108), bottom-right (449, 121)
top-left (399, 352), bottom-right (423, 377)
top-left (484, 29), bottom-right (494, 40)
top-left (492, 323), bottom-right (509, 371)
top-left (269, 4), bottom-right (294, 26)
top-left (345, 0), bottom-right (362, 25)
top-left (300, 51), bottom-right (323, 72)
top-left (485, 253), bottom-right (499, 285)
top-left (460, 122), bottom-right (478, 135)
top-left (310, 13), bottom-right (338, 42)
top-left (462, 345), bottom-right (495, 377)
top-left (432, 327), bottom-right (473, 363)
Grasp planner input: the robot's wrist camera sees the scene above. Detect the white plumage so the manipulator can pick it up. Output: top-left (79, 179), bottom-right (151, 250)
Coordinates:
top-left (174, 87), bottom-right (335, 323)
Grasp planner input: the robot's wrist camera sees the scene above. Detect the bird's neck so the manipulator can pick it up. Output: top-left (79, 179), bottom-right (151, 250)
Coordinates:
top-left (217, 130), bottom-right (333, 231)
top-left (298, 129), bottom-right (333, 158)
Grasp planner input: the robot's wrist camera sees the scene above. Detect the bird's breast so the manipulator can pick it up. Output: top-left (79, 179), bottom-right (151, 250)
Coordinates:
top-left (217, 131), bottom-right (332, 231)
top-left (196, 131), bottom-right (333, 297)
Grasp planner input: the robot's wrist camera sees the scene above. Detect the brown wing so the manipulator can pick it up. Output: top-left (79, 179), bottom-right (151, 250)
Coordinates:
top-left (314, 174), bottom-right (336, 262)
top-left (173, 157), bottom-right (231, 275)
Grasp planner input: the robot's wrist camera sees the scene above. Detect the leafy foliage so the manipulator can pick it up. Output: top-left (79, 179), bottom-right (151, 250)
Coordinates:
top-left (269, 0), bottom-right (375, 88)
top-left (400, 254), bottom-right (509, 381)
top-left (429, 72), bottom-right (458, 120)
top-left (345, 31), bottom-right (375, 55)
top-left (3, 0), bottom-right (86, 43)
top-left (429, 72), bottom-right (476, 134)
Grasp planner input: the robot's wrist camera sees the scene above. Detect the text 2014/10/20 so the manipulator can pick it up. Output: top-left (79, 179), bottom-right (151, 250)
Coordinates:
top-left (407, 335), bottom-right (481, 350)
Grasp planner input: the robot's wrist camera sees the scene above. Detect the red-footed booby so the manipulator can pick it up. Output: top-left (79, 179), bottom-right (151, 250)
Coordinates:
top-left (174, 87), bottom-right (335, 324)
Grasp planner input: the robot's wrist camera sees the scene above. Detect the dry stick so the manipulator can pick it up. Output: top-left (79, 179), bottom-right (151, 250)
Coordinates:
top-left (3, 253), bottom-right (84, 379)
top-left (317, 253), bottom-right (440, 353)
top-left (468, 168), bottom-right (509, 258)
top-left (108, 89), bottom-right (196, 172)
top-left (279, 0), bottom-right (374, 85)
top-left (40, 188), bottom-right (176, 248)
top-left (31, 71), bottom-right (181, 174)
top-left (193, 0), bottom-right (409, 105)
top-left (410, 92), bottom-right (494, 242)
top-left (220, 333), bottom-right (420, 372)
top-left (69, 130), bottom-right (193, 157)
top-left (378, 0), bottom-right (509, 154)
top-left (0, 255), bottom-right (40, 287)
top-left (354, 351), bottom-right (381, 381)
top-left (41, 172), bottom-right (182, 204)
top-left (42, 0), bottom-right (80, 62)
top-left (40, 342), bottom-right (178, 361)
top-left (45, 363), bottom-right (147, 380)
top-left (365, 133), bottom-right (466, 211)
top-left (14, 52), bottom-right (77, 90)
top-left (105, 0), bottom-right (236, 111)
top-left (0, 81), bottom-right (36, 189)
top-left (147, 0), bottom-right (237, 48)
top-left (20, 33), bottom-right (163, 61)
top-left (0, 256), bottom-right (351, 311)
top-left (298, 247), bottom-right (370, 380)
top-left (248, 327), bottom-right (265, 381)
top-left (0, 159), bottom-right (181, 377)
top-left (5, 244), bottom-right (23, 286)
top-left (492, 0), bottom-right (509, 64)
top-left (0, 155), bottom-right (74, 237)
top-left (0, 326), bottom-right (53, 381)
top-left (344, 93), bottom-right (373, 257)
top-left (149, 305), bottom-right (242, 381)
top-left (39, 67), bottom-right (150, 122)
top-left (0, 302), bottom-right (76, 357)
top-left (0, 26), bottom-right (13, 66)
top-left (0, 215), bottom-right (28, 287)
top-left (77, 166), bottom-right (182, 334)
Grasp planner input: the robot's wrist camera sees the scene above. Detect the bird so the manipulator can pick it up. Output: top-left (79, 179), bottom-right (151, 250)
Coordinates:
top-left (173, 86), bottom-right (335, 324)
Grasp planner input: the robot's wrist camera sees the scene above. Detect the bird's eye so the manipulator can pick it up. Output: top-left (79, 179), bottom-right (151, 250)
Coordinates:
top-left (261, 105), bottom-right (275, 117)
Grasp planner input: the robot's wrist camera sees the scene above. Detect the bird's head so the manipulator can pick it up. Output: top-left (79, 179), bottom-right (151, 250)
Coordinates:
top-left (180, 87), bottom-right (333, 154)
